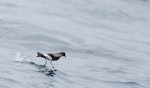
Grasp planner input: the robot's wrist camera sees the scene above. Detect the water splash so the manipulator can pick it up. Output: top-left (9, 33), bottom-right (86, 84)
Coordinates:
top-left (15, 52), bottom-right (30, 62)
top-left (15, 52), bottom-right (56, 77)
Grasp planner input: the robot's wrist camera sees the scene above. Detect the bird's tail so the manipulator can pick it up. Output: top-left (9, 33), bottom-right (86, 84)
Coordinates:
top-left (37, 52), bottom-right (43, 57)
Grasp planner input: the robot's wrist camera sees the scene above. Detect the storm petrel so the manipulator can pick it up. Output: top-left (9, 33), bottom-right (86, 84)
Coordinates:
top-left (37, 52), bottom-right (66, 68)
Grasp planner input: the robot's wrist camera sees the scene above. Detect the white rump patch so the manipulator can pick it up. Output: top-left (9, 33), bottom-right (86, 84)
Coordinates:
top-left (43, 54), bottom-right (52, 60)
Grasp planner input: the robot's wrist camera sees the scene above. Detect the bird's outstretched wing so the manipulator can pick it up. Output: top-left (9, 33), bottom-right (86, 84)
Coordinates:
top-left (53, 54), bottom-right (62, 57)
top-left (47, 53), bottom-right (53, 56)
top-left (47, 53), bottom-right (62, 57)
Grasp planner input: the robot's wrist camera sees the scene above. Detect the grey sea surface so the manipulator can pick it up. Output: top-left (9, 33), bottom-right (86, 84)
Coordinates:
top-left (0, 0), bottom-right (150, 88)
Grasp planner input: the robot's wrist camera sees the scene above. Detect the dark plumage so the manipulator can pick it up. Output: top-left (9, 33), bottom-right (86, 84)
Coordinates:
top-left (37, 52), bottom-right (66, 68)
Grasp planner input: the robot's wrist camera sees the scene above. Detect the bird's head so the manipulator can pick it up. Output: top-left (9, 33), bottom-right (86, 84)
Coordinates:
top-left (60, 52), bottom-right (66, 58)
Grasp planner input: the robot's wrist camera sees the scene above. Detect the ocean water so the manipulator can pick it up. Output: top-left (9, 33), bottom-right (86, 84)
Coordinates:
top-left (0, 0), bottom-right (150, 88)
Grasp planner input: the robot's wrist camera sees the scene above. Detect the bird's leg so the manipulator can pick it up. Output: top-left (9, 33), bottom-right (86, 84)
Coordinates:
top-left (50, 61), bottom-right (55, 68)
top-left (44, 59), bottom-right (47, 66)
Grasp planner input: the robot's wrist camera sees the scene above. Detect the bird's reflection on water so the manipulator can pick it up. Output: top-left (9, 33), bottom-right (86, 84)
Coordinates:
top-left (29, 62), bottom-right (57, 77)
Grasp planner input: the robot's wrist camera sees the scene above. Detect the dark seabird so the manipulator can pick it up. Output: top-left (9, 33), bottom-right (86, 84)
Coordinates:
top-left (37, 52), bottom-right (66, 68)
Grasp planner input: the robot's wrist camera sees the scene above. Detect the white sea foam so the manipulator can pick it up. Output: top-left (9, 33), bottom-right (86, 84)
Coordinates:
top-left (15, 52), bottom-right (24, 62)
top-left (15, 52), bottom-right (30, 62)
